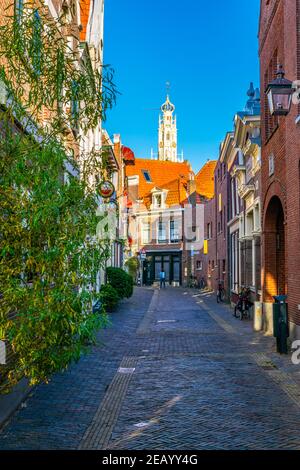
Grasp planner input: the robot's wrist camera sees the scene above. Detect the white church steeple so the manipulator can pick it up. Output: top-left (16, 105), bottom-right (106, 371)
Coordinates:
top-left (158, 95), bottom-right (178, 162)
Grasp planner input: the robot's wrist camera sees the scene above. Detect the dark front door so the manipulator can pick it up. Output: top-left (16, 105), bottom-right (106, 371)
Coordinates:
top-left (142, 258), bottom-right (152, 286)
top-left (172, 256), bottom-right (180, 282)
top-left (148, 253), bottom-right (182, 285)
top-left (154, 255), bottom-right (170, 282)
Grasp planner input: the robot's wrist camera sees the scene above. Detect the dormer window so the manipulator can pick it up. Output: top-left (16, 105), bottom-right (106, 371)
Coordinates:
top-left (151, 188), bottom-right (167, 210)
top-left (153, 193), bottom-right (162, 208)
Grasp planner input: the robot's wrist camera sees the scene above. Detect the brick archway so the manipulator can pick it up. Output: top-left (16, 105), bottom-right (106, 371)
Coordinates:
top-left (263, 196), bottom-right (286, 302)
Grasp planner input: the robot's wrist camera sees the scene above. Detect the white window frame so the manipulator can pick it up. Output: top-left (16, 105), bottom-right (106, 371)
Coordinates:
top-left (141, 221), bottom-right (151, 244)
top-left (128, 175), bottom-right (139, 186)
top-left (157, 219), bottom-right (167, 243)
top-left (235, 178), bottom-right (240, 215)
top-left (170, 219), bottom-right (180, 243)
top-left (153, 193), bottom-right (162, 209)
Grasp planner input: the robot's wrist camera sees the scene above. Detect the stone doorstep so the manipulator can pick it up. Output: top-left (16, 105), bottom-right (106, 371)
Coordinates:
top-left (0, 377), bottom-right (31, 429)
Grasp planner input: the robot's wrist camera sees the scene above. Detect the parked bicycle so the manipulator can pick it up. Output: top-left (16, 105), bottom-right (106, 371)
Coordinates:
top-left (216, 281), bottom-right (225, 303)
top-left (188, 276), bottom-right (198, 288)
top-left (233, 287), bottom-right (253, 320)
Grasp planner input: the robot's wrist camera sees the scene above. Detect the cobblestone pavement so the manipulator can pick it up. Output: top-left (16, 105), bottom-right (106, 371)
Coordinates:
top-left (1, 287), bottom-right (300, 450)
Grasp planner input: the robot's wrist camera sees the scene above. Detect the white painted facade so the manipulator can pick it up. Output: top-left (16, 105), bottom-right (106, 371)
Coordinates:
top-left (79, 0), bottom-right (105, 185)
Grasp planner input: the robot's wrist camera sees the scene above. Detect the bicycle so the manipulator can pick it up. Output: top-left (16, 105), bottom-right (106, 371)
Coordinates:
top-left (188, 276), bottom-right (198, 288)
top-left (233, 287), bottom-right (253, 320)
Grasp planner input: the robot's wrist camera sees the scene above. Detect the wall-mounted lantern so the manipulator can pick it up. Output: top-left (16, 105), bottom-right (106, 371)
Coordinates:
top-left (266, 65), bottom-right (293, 116)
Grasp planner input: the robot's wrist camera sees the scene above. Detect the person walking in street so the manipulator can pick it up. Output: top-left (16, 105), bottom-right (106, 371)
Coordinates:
top-left (159, 269), bottom-right (166, 289)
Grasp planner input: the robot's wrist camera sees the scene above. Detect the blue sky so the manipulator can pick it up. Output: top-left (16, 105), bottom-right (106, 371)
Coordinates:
top-left (104, 0), bottom-right (260, 173)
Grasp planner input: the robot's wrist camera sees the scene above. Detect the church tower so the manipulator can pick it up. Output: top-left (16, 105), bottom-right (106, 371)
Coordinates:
top-left (158, 95), bottom-right (178, 162)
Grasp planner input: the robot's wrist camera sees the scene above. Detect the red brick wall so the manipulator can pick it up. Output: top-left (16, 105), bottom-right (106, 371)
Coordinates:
top-left (214, 160), bottom-right (229, 295)
top-left (195, 160), bottom-right (229, 295)
top-left (259, 0), bottom-right (300, 326)
top-left (194, 197), bottom-right (214, 289)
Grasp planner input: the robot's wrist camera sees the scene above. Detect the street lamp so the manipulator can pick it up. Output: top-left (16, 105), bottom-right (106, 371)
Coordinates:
top-left (266, 65), bottom-right (293, 116)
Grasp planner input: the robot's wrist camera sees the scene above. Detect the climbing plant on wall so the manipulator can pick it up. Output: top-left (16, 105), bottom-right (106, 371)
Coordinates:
top-left (0, 3), bottom-right (117, 391)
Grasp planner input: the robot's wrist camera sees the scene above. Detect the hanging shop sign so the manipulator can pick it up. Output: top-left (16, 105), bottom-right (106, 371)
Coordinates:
top-left (98, 180), bottom-right (115, 199)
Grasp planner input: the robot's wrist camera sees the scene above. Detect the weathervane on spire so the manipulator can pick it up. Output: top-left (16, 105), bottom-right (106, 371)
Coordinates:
top-left (166, 81), bottom-right (171, 96)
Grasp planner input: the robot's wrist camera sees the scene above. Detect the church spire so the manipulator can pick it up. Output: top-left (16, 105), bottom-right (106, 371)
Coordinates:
top-left (158, 94), bottom-right (178, 162)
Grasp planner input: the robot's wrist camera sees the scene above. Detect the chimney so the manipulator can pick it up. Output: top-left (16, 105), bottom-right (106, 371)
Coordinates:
top-left (113, 134), bottom-right (121, 144)
top-left (113, 134), bottom-right (122, 166)
top-left (187, 172), bottom-right (196, 195)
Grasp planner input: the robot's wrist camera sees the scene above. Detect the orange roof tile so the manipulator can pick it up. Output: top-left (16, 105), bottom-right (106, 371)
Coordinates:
top-left (80, 0), bottom-right (91, 41)
top-left (195, 160), bottom-right (217, 199)
top-left (125, 158), bottom-right (192, 204)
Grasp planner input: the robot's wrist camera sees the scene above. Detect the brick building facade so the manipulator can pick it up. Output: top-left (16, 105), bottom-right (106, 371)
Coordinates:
top-left (229, 85), bottom-right (261, 304)
top-left (215, 148), bottom-right (230, 296)
top-left (196, 156), bottom-right (229, 295)
top-left (197, 85), bottom-right (261, 305)
top-left (259, 0), bottom-right (300, 339)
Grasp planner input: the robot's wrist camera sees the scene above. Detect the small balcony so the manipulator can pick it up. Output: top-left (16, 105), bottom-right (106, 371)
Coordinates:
top-left (238, 182), bottom-right (255, 199)
top-left (232, 164), bottom-right (246, 177)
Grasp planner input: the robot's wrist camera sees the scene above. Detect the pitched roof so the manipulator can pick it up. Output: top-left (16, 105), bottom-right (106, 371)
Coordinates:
top-left (125, 158), bottom-right (192, 204)
top-left (195, 160), bottom-right (217, 199)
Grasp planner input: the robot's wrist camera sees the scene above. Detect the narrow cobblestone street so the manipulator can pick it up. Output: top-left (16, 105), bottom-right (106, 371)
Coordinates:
top-left (1, 287), bottom-right (300, 450)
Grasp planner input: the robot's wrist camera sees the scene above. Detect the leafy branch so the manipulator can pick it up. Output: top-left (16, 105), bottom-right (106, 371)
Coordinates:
top-left (0, 3), bottom-right (117, 391)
